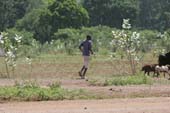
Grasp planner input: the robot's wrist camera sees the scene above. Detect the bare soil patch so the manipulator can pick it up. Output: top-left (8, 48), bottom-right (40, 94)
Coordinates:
top-left (1, 97), bottom-right (170, 113)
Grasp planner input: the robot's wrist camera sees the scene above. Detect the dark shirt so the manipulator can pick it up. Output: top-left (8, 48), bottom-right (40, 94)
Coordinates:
top-left (79, 40), bottom-right (92, 56)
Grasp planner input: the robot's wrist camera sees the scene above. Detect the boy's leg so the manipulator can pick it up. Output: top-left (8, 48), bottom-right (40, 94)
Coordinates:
top-left (82, 68), bottom-right (88, 79)
top-left (80, 65), bottom-right (85, 72)
top-left (81, 56), bottom-right (89, 79)
top-left (79, 65), bottom-right (85, 77)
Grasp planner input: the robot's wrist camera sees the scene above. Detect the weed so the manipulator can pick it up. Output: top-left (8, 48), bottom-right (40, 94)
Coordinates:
top-left (49, 81), bottom-right (61, 89)
top-left (0, 82), bottom-right (95, 101)
top-left (104, 74), bottom-right (152, 86)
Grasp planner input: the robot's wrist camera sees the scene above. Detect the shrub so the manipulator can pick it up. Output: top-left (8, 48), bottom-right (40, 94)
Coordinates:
top-left (139, 30), bottom-right (158, 52)
top-left (6, 28), bottom-right (34, 45)
top-left (0, 81), bottom-right (94, 101)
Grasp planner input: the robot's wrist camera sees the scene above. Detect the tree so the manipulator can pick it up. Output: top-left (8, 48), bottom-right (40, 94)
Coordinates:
top-left (138, 0), bottom-right (170, 30)
top-left (83, 0), bottom-right (113, 26)
top-left (34, 9), bottom-right (53, 43)
top-left (0, 0), bottom-right (29, 31)
top-left (16, 0), bottom-right (89, 43)
top-left (25, 0), bottom-right (45, 13)
top-left (16, 8), bottom-right (53, 44)
top-left (48, 0), bottom-right (89, 32)
top-left (83, 0), bottom-right (139, 28)
top-left (160, 0), bottom-right (170, 30)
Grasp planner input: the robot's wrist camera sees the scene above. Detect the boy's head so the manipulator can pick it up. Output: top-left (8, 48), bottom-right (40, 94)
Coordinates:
top-left (86, 35), bottom-right (91, 40)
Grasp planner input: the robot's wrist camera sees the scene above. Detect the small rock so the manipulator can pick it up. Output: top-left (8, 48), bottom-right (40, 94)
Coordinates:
top-left (109, 88), bottom-right (113, 91)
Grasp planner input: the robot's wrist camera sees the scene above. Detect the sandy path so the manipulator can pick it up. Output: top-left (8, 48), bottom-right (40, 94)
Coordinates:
top-left (0, 97), bottom-right (170, 113)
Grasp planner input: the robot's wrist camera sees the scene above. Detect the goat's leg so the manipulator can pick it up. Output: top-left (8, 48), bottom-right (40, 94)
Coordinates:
top-left (155, 71), bottom-right (159, 77)
top-left (153, 71), bottom-right (155, 77)
top-left (144, 71), bottom-right (148, 76)
top-left (167, 71), bottom-right (170, 80)
top-left (154, 71), bottom-right (159, 77)
top-left (144, 71), bottom-right (147, 75)
top-left (168, 74), bottom-right (170, 80)
top-left (153, 71), bottom-right (157, 77)
top-left (163, 72), bottom-right (166, 78)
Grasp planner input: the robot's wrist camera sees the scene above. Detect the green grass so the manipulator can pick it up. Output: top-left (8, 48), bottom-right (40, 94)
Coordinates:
top-left (0, 81), bottom-right (96, 101)
top-left (0, 54), bottom-right (123, 79)
top-left (104, 74), bottom-right (152, 86)
top-left (0, 53), bottom-right (158, 79)
top-left (88, 74), bottom-right (153, 86)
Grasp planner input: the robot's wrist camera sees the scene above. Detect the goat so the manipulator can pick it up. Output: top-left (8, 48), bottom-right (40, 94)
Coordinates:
top-left (155, 65), bottom-right (170, 79)
top-left (141, 64), bottom-right (159, 76)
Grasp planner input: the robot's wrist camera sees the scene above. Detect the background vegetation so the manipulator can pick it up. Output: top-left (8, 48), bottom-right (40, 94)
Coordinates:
top-left (0, 0), bottom-right (170, 77)
top-left (1, 0), bottom-right (170, 101)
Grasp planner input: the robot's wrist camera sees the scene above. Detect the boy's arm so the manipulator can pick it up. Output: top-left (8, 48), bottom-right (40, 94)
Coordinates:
top-left (90, 49), bottom-right (93, 55)
top-left (79, 43), bottom-right (83, 52)
top-left (89, 43), bottom-right (93, 55)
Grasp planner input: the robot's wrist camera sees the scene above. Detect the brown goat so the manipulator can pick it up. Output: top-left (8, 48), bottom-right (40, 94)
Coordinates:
top-left (141, 64), bottom-right (159, 76)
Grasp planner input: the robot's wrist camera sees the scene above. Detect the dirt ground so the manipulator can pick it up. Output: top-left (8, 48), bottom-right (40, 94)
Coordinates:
top-left (1, 78), bottom-right (170, 113)
top-left (1, 97), bottom-right (170, 113)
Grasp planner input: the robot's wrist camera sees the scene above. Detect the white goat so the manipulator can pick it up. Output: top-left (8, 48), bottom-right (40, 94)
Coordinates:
top-left (155, 65), bottom-right (170, 79)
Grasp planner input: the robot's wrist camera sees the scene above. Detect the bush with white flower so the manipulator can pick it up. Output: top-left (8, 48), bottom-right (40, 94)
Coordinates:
top-left (112, 19), bottom-right (142, 74)
top-left (0, 32), bottom-right (22, 77)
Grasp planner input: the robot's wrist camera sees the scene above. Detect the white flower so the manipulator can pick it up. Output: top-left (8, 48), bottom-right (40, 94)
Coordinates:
top-left (134, 56), bottom-right (139, 61)
top-left (112, 31), bottom-right (116, 36)
top-left (57, 45), bottom-right (60, 49)
top-left (6, 51), bottom-right (15, 58)
top-left (161, 49), bottom-right (166, 54)
top-left (0, 34), bottom-right (2, 40)
top-left (0, 34), bottom-right (4, 44)
top-left (127, 49), bottom-right (135, 53)
top-left (12, 62), bottom-right (17, 67)
top-left (26, 57), bottom-right (32, 65)
top-left (10, 45), bottom-right (14, 49)
top-left (122, 19), bottom-right (131, 29)
top-left (50, 40), bottom-right (54, 45)
top-left (15, 34), bottom-right (22, 43)
top-left (110, 40), bottom-right (114, 45)
top-left (0, 40), bottom-right (4, 44)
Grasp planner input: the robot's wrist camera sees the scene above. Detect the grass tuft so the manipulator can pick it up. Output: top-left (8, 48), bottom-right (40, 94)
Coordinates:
top-left (104, 74), bottom-right (152, 86)
top-left (0, 81), bottom-right (96, 101)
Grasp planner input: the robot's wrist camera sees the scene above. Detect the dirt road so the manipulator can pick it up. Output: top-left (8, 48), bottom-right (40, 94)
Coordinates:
top-left (0, 97), bottom-right (170, 113)
top-left (1, 79), bottom-right (170, 113)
